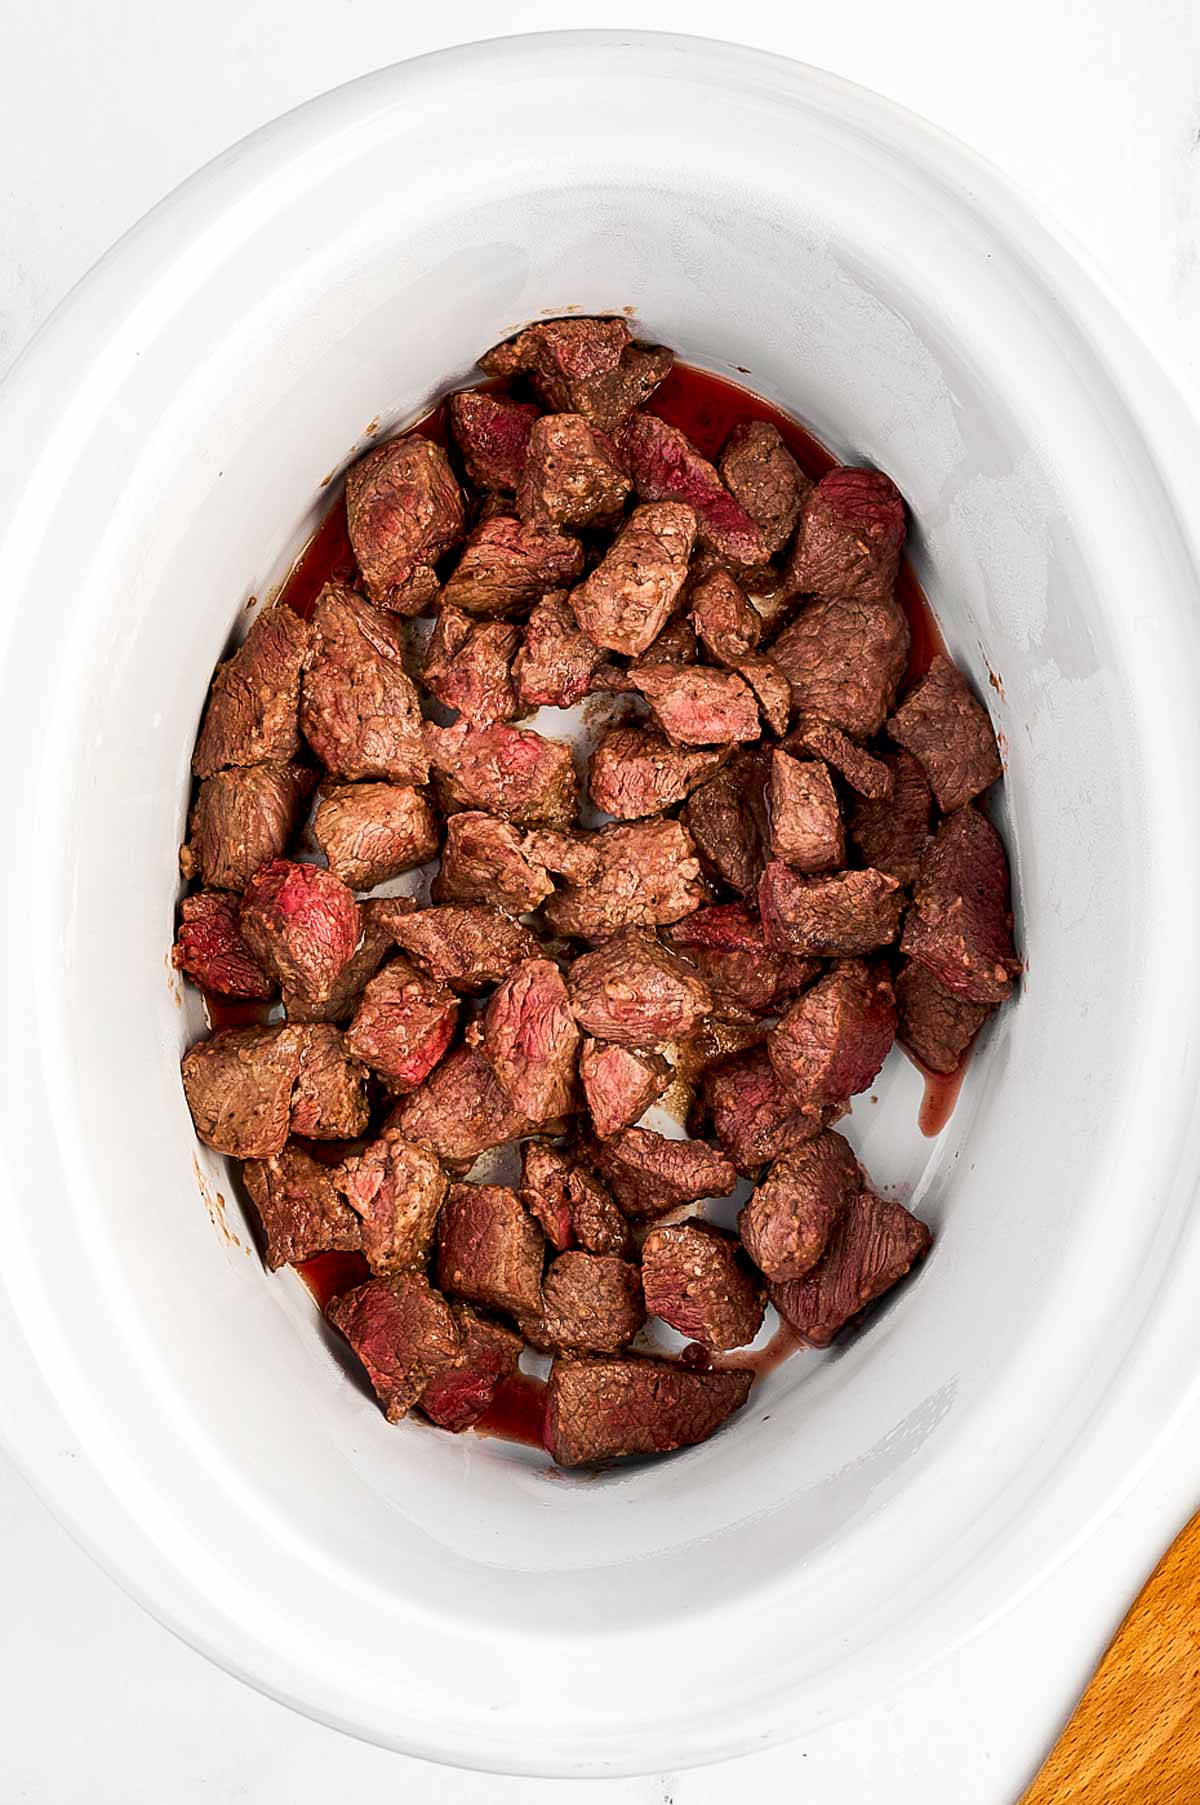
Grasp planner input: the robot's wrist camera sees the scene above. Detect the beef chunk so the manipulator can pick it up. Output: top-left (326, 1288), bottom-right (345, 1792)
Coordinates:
top-left (520, 827), bottom-right (601, 887)
top-left (424, 720), bottom-right (578, 829)
top-left (665, 908), bottom-right (819, 1014)
top-left (480, 317), bottom-right (672, 432)
top-left (702, 1046), bottom-right (824, 1173)
top-left (516, 413), bottom-right (631, 529)
top-left (895, 958), bottom-right (993, 1075)
top-left (671, 1018), bottom-right (769, 1106)
top-left (436, 1182), bottom-right (545, 1317)
top-left (180, 762), bottom-right (315, 892)
top-left (328, 1272), bottom-right (462, 1422)
top-left (661, 901), bottom-right (762, 951)
top-left (670, 946), bottom-right (790, 1023)
top-left (180, 1023), bottom-right (301, 1158)
top-left (758, 862), bottom-right (903, 956)
top-left (512, 589), bottom-right (604, 709)
top-left (768, 750), bottom-right (844, 873)
top-left (769, 960), bottom-right (897, 1112)
top-left (243, 1143), bottom-right (362, 1270)
top-left (432, 812), bottom-right (553, 914)
top-left (732, 657), bottom-right (791, 738)
top-left (770, 1190), bottom-right (932, 1347)
top-left (570, 501), bottom-right (697, 657)
top-left (770, 594), bottom-right (910, 740)
top-left (849, 749), bottom-right (932, 886)
top-left (569, 928), bottom-right (713, 1049)
top-left (901, 805), bottom-right (1018, 1005)
top-left (683, 749), bottom-right (769, 897)
top-left (739, 1130), bottom-right (861, 1281)
top-left (345, 436), bottom-right (465, 613)
top-left (483, 958), bottom-right (579, 1125)
top-left (888, 654), bottom-right (1003, 812)
top-left (784, 466), bottom-right (906, 607)
top-left (642, 1221), bottom-right (765, 1350)
top-left (382, 902), bottom-right (540, 992)
top-left (447, 390), bottom-right (540, 493)
top-left (290, 1024), bottom-right (370, 1139)
top-left (636, 614), bottom-right (699, 667)
top-left (530, 1252), bottom-right (645, 1353)
top-left (423, 609), bottom-right (520, 728)
top-left (192, 604), bottom-right (311, 777)
top-left (545, 1355), bottom-right (752, 1466)
top-left (592, 1127), bottom-right (737, 1219)
top-left (345, 955), bottom-right (458, 1092)
top-left (543, 819), bottom-right (706, 940)
top-left (519, 1144), bottom-right (631, 1256)
top-left (171, 890), bottom-right (274, 998)
top-left (336, 1126), bottom-right (448, 1273)
top-left (689, 568), bottom-right (762, 665)
top-left (313, 784), bottom-right (439, 891)
top-left (588, 727), bottom-right (724, 821)
top-left (619, 413), bottom-right (767, 566)
top-left (633, 664), bottom-right (761, 746)
top-left (283, 897), bottom-right (397, 1024)
top-left (580, 1037), bottom-right (672, 1138)
top-left (717, 420), bottom-right (809, 557)
top-left (391, 1044), bottom-right (527, 1168)
top-left (786, 716), bottom-right (893, 800)
top-left (300, 585), bottom-right (428, 785)
top-left (418, 1303), bottom-right (522, 1432)
top-left (439, 515), bottom-right (585, 618)
top-left (238, 859), bottom-right (360, 1006)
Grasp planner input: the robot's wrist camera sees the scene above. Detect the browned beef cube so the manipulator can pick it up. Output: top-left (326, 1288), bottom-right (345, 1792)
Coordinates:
top-left (423, 608), bottom-right (520, 729)
top-left (545, 1355), bottom-right (752, 1466)
top-left (543, 820), bottom-right (706, 940)
top-left (642, 1220), bottom-right (765, 1350)
top-left (512, 590), bottom-right (604, 709)
top-left (238, 859), bottom-right (360, 1006)
top-left (733, 657), bottom-right (792, 738)
top-left (313, 784), bottom-right (439, 891)
top-left (768, 750), bottom-right (844, 873)
top-left (180, 1024), bottom-right (302, 1158)
top-left (671, 946), bottom-right (783, 1022)
top-left (345, 436), bottom-right (465, 613)
top-left (786, 716), bottom-right (893, 800)
top-left (336, 1126), bottom-right (448, 1273)
top-left (770, 1190), bottom-right (932, 1347)
top-left (381, 902), bottom-right (540, 991)
top-left (784, 466), bottom-right (906, 608)
top-left (243, 1143), bottom-right (363, 1270)
top-left (519, 1144), bottom-right (631, 1256)
top-left (345, 955), bottom-right (458, 1092)
top-left (424, 720), bottom-right (578, 829)
top-left (439, 515), bottom-right (585, 618)
top-left (901, 805), bottom-right (1019, 1005)
top-left (888, 655), bottom-right (1003, 812)
top-left (895, 958), bottom-right (992, 1075)
top-left (483, 958), bottom-right (579, 1125)
top-left (436, 1182), bottom-right (545, 1317)
top-left (771, 595), bottom-right (910, 740)
top-left (738, 1129), bottom-right (860, 1281)
top-left (283, 897), bottom-right (397, 1024)
top-left (592, 1127), bottom-right (737, 1218)
top-left (717, 421), bottom-right (810, 558)
top-left (447, 390), bottom-right (540, 493)
top-left (516, 413), bottom-right (631, 529)
top-left (290, 1024), bottom-right (370, 1138)
top-left (636, 614), bottom-right (699, 666)
top-left (327, 1271), bottom-right (462, 1422)
top-left (619, 413), bottom-right (767, 566)
top-left (480, 318), bottom-right (672, 432)
top-left (520, 828), bottom-right (601, 887)
top-left (390, 1044), bottom-right (527, 1168)
top-left (180, 762), bottom-right (315, 892)
top-left (848, 749), bottom-right (932, 886)
top-left (300, 585), bottom-right (428, 785)
top-left (580, 1037), bottom-right (672, 1138)
top-left (683, 749), bottom-right (769, 897)
top-left (529, 1252), bottom-right (645, 1353)
top-left (587, 727), bottom-right (724, 821)
top-left (769, 960), bottom-right (897, 1112)
top-left (758, 862), bottom-right (903, 956)
top-left (688, 568), bottom-right (762, 665)
top-left (569, 927), bottom-right (713, 1049)
top-left (633, 664), bottom-right (760, 746)
top-left (432, 812), bottom-right (552, 914)
top-left (171, 890), bottom-right (274, 998)
top-left (702, 1046), bottom-right (823, 1173)
top-left (662, 902), bottom-right (763, 951)
top-left (570, 501), bottom-right (697, 657)
top-left (418, 1303), bottom-right (522, 1432)
top-left (192, 604), bottom-right (311, 777)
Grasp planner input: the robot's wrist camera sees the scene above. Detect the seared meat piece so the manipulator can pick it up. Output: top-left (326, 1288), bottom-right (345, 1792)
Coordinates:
top-left (424, 720), bottom-right (578, 829)
top-left (313, 784), bottom-right (439, 891)
top-left (345, 435), bottom-right (465, 613)
top-left (336, 1125), bottom-right (448, 1274)
top-left (180, 1023), bottom-right (301, 1159)
top-left (480, 317), bottom-right (672, 432)
top-left (327, 1271), bottom-right (462, 1422)
top-left (661, 901), bottom-right (762, 951)
top-left (545, 1355), bottom-right (752, 1466)
top-left (390, 1044), bottom-right (527, 1168)
top-left (619, 413), bottom-right (767, 565)
top-left (520, 827), bottom-right (601, 887)
top-left (238, 859), bottom-right (360, 1006)
top-left (669, 945), bottom-right (804, 1023)
top-left (633, 664), bottom-right (761, 746)
top-left (769, 959), bottom-right (897, 1112)
top-left (767, 750), bottom-right (844, 873)
top-left (381, 902), bottom-right (540, 992)
top-left (571, 501), bottom-right (697, 657)
top-left (512, 590), bottom-right (604, 709)
top-left (528, 1252), bottom-right (645, 1354)
top-left (433, 811), bottom-right (553, 914)
top-left (758, 862), bottom-right (903, 956)
top-left (717, 420), bottom-right (809, 557)
top-left (516, 413), bottom-right (631, 529)
top-left (345, 955), bottom-right (458, 1092)
top-left (901, 805), bottom-right (1019, 1005)
top-left (672, 1018), bottom-right (769, 1104)
top-left (243, 1144), bottom-right (363, 1271)
top-left (519, 1144), bottom-right (631, 1256)
top-left (447, 389), bottom-right (540, 493)
top-left (896, 958), bottom-right (993, 1075)
top-left (732, 657), bottom-right (791, 738)
top-left (770, 1189), bottom-right (932, 1347)
top-left (786, 716), bottom-right (893, 801)
top-left (636, 614), bottom-right (699, 668)
top-left (436, 1182), bottom-right (546, 1317)
top-left (192, 603), bottom-right (311, 777)
top-left (849, 749), bottom-right (932, 886)
top-left (171, 890), bottom-right (274, 998)
top-left (739, 1129), bottom-right (861, 1281)
top-left (543, 819), bottom-right (706, 940)
top-left (683, 749), bottom-right (770, 897)
top-left (423, 608), bottom-right (520, 728)
top-left (569, 927), bottom-right (712, 1050)
top-left (688, 568), bottom-right (762, 666)
top-left (588, 726), bottom-right (724, 821)
top-left (418, 1303), bottom-right (522, 1432)
top-left (439, 515), bottom-right (585, 618)
top-left (283, 897), bottom-right (397, 1024)
top-left (771, 594), bottom-right (910, 740)
top-left (179, 762), bottom-right (315, 893)
top-left (289, 1024), bottom-right (370, 1139)
top-left (888, 655), bottom-right (1003, 812)
top-left (301, 585), bottom-right (428, 785)
top-left (642, 1221), bottom-right (765, 1350)
top-left (579, 1037), bottom-right (672, 1138)
top-left (592, 1126), bottom-right (737, 1219)
top-left (483, 958), bottom-right (579, 1125)
top-left (784, 466), bottom-right (906, 608)
top-left (702, 1047), bottom-right (824, 1173)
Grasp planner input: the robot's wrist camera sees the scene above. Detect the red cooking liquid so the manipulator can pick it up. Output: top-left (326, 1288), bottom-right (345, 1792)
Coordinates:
top-left (202, 994), bottom-right (273, 1032)
top-left (907, 1050), bottom-right (972, 1139)
top-left (472, 1373), bottom-right (549, 1449)
top-left (717, 1322), bottom-right (802, 1380)
top-left (296, 1249), bottom-right (370, 1311)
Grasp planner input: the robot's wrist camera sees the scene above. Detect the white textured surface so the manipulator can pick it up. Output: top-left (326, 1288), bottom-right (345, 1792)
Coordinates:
top-left (3, 3), bottom-right (1199, 1801)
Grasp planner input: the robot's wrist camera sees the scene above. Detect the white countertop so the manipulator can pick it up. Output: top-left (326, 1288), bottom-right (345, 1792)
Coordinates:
top-left (4, 3), bottom-right (1199, 1799)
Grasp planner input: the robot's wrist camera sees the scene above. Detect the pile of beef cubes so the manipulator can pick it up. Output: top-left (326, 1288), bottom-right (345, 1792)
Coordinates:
top-left (175, 316), bottom-right (1018, 1467)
